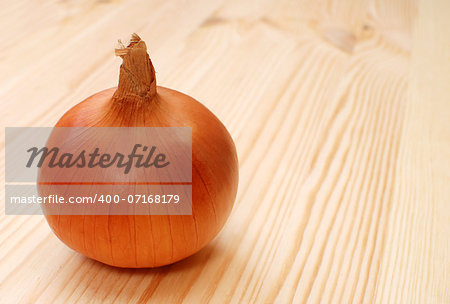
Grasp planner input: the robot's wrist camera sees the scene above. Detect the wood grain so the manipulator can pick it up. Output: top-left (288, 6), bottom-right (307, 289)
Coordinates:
top-left (0, 0), bottom-right (449, 303)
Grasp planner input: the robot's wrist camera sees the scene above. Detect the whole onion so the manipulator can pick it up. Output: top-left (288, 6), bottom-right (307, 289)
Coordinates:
top-left (38, 34), bottom-right (239, 268)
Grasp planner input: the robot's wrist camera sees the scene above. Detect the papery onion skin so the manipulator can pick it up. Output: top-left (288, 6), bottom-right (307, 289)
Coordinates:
top-left (39, 35), bottom-right (238, 268)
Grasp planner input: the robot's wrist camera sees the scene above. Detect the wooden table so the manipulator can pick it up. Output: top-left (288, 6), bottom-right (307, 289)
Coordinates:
top-left (1, 0), bottom-right (449, 303)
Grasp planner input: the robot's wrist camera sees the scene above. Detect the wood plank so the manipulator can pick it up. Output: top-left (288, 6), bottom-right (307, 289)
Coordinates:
top-left (375, 0), bottom-right (450, 302)
top-left (0, 0), bottom-right (448, 302)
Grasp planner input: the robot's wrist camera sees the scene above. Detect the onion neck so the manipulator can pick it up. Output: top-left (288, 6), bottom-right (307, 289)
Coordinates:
top-left (112, 34), bottom-right (157, 104)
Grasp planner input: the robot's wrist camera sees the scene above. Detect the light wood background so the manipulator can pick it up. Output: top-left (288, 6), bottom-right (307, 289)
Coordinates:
top-left (1, 0), bottom-right (449, 303)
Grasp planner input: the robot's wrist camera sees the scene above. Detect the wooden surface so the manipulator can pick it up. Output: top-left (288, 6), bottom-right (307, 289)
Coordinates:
top-left (1, 0), bottom-right (449, 303)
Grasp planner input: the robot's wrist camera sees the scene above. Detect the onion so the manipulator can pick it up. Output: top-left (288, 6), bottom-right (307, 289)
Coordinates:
top-left (38, 34), bottom-right (239, 268)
